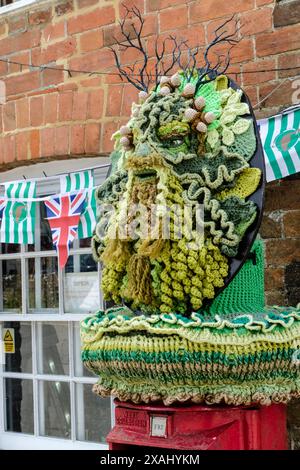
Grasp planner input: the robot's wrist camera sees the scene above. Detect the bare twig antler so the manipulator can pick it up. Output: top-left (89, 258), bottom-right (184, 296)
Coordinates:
top-left (195, 15), bottom-right (240, 92)
top-left (110, 5), bottom-right (185, 92)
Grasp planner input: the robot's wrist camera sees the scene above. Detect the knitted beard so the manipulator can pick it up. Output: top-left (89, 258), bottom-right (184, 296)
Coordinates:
top-left (92, 73), bottom-right (261, 316)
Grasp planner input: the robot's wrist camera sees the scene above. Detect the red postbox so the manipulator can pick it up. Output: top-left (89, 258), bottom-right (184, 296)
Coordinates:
top-left (107, 400), bottom-right (288, 450)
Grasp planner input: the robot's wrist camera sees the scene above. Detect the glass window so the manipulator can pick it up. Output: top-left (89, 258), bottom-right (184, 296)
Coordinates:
top-left (38, 322), bottom-right (69, 376)
top-left (76, 384), bottom-right (111, 443)
top-left (39, 381), bottom-right (71, 439)
top-left (5, 378), bottom-right (34, 434)
top-left (1, 259), bottom-right (22, 312)
top-left (4, 321), bottom-right (32, 373)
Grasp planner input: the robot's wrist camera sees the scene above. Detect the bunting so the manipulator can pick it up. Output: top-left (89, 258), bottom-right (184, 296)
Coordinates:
top-left (0, 181), bottom-right (36, 244)
top-left (258, 107), bottom-right (300, 182)
top-left (60, 170), bottom-right (97, 239)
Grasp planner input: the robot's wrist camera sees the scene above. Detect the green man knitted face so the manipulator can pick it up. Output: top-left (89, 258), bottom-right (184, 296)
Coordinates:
top-left (92, 72), bottom-right (261, 316)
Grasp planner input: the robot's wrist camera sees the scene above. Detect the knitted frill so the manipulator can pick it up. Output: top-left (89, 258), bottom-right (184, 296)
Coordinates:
top-left (81, 305), bottom-right (300, 406)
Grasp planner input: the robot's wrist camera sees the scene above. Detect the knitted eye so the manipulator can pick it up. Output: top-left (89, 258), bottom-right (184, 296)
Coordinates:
top-left (169, 138), bottom-right (184, 147)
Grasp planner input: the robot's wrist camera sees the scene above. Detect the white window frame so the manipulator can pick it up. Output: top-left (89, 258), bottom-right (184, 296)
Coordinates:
top-left (0, 157), bottom-right (114, 450)
top-left (0, 0), bottom-right (44, 15)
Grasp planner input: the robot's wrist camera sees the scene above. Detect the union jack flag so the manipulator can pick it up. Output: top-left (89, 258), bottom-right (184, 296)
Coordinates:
top-left (0, 198), bottom-right (5, 219)
top-left (44, 192), bottom-right (86, 268)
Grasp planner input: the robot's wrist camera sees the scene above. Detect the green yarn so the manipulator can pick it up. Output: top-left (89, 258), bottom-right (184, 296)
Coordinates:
top-left (209, 239), bottom-right (265, 315)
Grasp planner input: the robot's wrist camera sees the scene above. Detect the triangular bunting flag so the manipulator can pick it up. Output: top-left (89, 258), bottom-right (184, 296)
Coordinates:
top-left (44, 192), bottom-right (86, 268)
top-left (258, 107), bottom-right (300, 182)
top-left (60, 170), bottom-right (97, 239)
top-left (0, 181), bottom-right (36, 244)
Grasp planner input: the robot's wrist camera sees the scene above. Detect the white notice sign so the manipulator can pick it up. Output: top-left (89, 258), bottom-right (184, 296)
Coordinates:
top-left (64, 272), bottom-right (99, 313)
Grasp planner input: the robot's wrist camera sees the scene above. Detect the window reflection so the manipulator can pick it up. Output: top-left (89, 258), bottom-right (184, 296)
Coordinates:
top-left (4, 322), bottom-right (32, 373)
top-left (2, 259), bottom-right (22, 312)
top-left (5, 378), bottom-right (34, 434)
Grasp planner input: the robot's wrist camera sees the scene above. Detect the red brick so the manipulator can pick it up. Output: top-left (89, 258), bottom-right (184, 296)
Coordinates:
top-left (32, 38), bottom-right (76, 66)
top-left (121, 85), bottom-right (139, 116)
top-left (259, 80), bottom-right (294, 108)
top-left (257, 25), bottom-right (300, 57)
top-left (29, 8), bottom-right (52, 26)
top-left (55, 2), bottom-right (73, 16)
top-left (41, 127), bottom-right (55, 157)
top-left (80, 76), bottom-right (102, 88)
top-left (265, 267), bottom-right (284, 292)
top-left (30, 96), bottom-right (44, 127)
top-left (103, 14), bottom-right (157, 47)
top-left (231, 38), bottom-right (254, 64)
top-left (55, 126), bottom-right (69, 156)
top-left (3, 101), bottom-right (16, 132)
top-left (80, 30), bottom-right (103, 53)
top-left (256, 0), bottom-right (273, 5)
top-left (71, 124), bottom-right (85, 154)
top-left (106, 85), bottom-right (123, 117)
top-left (265, 179), bottom-right (300, 211)
top-left (44, 93), bottom-right (58, 124)
top-left (8, 15), bottom-right (26, 33)
top-left (16, 98), bottom-right (30, 128)
top-left (0, 60), bottom-right (7, 76)
top-left (5, 71), bottom-right (40, 97)
top-left (266, 239), bottom-right (300, 267)
top-left (242, 58), bottom-right (276, 86)
top-left (146, 0), bottom-right (183, 11)
top-left (206, 16), bottom-right (240, 44)
top-left (72, 92), bottom-right (88, 120)
top-left (85, 122), bottom-right (101, 154)
top-left (266, 291), bottom-right (287, 306)
top-left (87, 89), bottom-right (104, 119)
top-left (278, 52), bottom-right (300, 78)
top-left (42, 67), bottom-right (64, 87)
top-left (260, 213), bottom-right (282, 239)
top-left (68, 48), bottom-right (115, 73)
top-left (16, 132), bottom-right (29, 161)
top-left (0, 30), bottom-right (41, 55)
top-left (43, 22), bottom-right (65, 42)
top-left (160, 5), bottom-right (188, 32)
top-left (30, 129), bottom-right (40, 159)
top-left (189, 0), bottom-right (254, 23)
top-left (8, 52), bottom-right (30, 74)
top-left (120, 0), bottom-right (145, 15)
top-left (77, 0), bottom-right (98, 8)
top-left (58, 91), bottom-right (73, 121)
top-left (283, 211), bottom-right (300, 238)
top-left (0, 21), bottom-right (6, 37)
top-left (101, 121), bottom-right (122, 153)
top-left (68, 6), bottom-right (115, 35)
top-left (3, 135), bottom-right (16, 164)
top-left (240, 7), bottom-right (273, 36)
top-left (243, 85), bottom-right (258, 105)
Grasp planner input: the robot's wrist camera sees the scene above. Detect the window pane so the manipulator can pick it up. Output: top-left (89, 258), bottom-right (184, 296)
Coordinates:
top-left (40, 202), bottom-right (54, 251)
top-left (76, 383), bottom-right (111, 443)
top-left (79, 237), bottom-right (92, 248)
top-left (5, 378), bottom-right (34, 434)
top-left (74, 323), bottom-right (94, 377)
top-left (1, 243), bottom-right (20, 254)
top-left (64, 255), bottom-right (99, 314)
top-left (40, 381), bottom-right (71, 439)
top-left (1, 259), bottom-right (22, 312)
top-left (29, 257), bottom-right (59, 310)
top-left (38, 322), bottom-right (69, 375)
top-left (3, 321), bottom-right (32, 373)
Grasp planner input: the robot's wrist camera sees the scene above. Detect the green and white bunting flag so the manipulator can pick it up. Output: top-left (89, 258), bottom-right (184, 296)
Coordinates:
top-left (258, 106), bottom-right (300, 182)
top-left (60, 170), bottom-right (97, 239)
top-left (0, 181), bottom-right (36, 244)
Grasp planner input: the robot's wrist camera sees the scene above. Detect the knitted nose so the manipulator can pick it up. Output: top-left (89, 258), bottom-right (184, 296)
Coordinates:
top-left (134, 142), bottom-right (151, 157)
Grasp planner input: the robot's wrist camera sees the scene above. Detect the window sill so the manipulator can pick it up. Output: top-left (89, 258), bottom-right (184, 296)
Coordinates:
top-left (0, 0), bottom-right (45, 17)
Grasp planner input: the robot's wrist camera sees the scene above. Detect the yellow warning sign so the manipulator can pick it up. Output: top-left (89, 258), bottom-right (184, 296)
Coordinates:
top-left (3, 328), bottom-right (15, 354)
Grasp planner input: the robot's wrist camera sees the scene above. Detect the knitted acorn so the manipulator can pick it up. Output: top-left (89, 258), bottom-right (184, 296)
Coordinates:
top-left (204, 111), bottom-right (217, 124)
top-left (196, 122), bottom-right (208, 133)
top-left (184, 108), bottom-right (199, 122)
top-left (170, 72), bottom-right (181, 88)
top-left (194, 96), bottom-right (206, 111)
top-left (119, 125), bottom-right (131, 136)
top-left (160, 86), bottom-right (171, 96)
top-left (138, 90), bottom-right (148, 102)
top-left (120, 136), bottom-right (131, 148)
top-left (182, 83), bottom-right (196, 98)
top-left (160, 76), bottom-right (170, 86)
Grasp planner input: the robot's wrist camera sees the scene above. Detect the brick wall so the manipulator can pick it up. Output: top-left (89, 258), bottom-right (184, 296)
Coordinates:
top-left (0, 0), bottom-right (299, 447)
